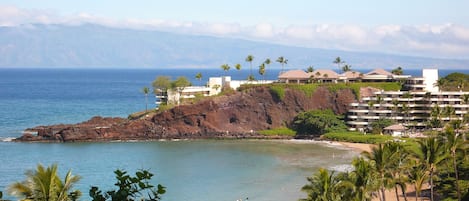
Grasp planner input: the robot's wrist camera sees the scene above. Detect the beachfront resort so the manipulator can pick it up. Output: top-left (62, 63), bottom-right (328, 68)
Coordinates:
top-left (158, 68), bottom-right (469, 135)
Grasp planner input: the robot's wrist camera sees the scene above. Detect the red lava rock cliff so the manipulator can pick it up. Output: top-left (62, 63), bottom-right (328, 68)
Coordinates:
top-left (17, 86), bottom-right (357, 142)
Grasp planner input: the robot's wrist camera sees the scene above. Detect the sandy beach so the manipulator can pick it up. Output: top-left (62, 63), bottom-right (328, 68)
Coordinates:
top-left (338, 141), bottom-right (375, 153)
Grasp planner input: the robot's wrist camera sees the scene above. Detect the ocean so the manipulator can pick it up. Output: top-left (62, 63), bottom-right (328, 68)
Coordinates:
top-left (0, 67), bottom-right (466, 201)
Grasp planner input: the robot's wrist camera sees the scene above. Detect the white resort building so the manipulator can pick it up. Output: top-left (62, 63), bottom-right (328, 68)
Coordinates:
top-left (346, 69), bottom-right (469, 132)
top-left (157, 76), bottom-right (275, 105)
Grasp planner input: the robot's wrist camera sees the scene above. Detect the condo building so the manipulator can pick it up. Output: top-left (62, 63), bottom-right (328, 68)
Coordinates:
top-left (346, 69), bottom-right (469, 132)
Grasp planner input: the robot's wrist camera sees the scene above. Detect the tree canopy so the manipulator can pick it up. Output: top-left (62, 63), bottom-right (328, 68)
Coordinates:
top-left (292, 109), bottom-right (347, 135)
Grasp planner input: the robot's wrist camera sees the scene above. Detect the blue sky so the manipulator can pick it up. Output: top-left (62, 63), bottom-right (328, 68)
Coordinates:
top-left (1, 0), bottom-right (469, 59)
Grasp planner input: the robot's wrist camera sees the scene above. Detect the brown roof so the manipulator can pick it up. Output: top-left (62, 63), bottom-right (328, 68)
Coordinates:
top-left (341, 71), bottom-right (362, 79)
top-left (278, 70), bottom-right (310, 79)
top-left (365, 68), bottom-right (393, 76)
top-left (384, 124), bottom-right (406, 131)
top-left (309, 69), bottom-right (339, 79)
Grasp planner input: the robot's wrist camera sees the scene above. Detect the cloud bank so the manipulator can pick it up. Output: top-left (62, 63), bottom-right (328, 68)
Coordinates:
top-left (1, 6), bottom-right (469, 59)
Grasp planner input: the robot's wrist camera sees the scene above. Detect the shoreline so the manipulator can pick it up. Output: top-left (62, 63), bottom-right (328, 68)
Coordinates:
top-left (337, 141), bottom-right (375, 153)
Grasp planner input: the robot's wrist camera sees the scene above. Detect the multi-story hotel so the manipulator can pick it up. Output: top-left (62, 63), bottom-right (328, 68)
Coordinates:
top-left (346, 69), bottom-right (469, 132)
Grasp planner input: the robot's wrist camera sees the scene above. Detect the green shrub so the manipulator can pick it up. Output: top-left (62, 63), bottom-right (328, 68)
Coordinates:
top-left (269, 85), bottom-right (285, 100)
top-left (90, 169), bottom-right (165, 201)
top-left (258, 127), bottom-right (296, 136)
top-left (322, 131), bottom-right (393, 144)
top-left (292, 109), bottom-right (347, 136)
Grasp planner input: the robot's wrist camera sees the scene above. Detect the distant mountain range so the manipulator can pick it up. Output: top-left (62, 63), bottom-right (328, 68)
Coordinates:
top-left (0, 24), bottom-right (468, 69)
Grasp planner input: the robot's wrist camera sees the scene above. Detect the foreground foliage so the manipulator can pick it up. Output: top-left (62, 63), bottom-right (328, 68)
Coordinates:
top-left (8, 164), bottom-right (81, 201)
top-left (90, 169), bottom-right (166, 201)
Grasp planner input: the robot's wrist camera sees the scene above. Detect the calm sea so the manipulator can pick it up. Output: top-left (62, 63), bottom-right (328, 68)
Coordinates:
top-left (0, 68), bottom-right (466, 200)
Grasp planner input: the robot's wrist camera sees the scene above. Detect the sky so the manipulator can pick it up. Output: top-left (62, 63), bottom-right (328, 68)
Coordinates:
top-left (1, 0), bottom-right (469, 59)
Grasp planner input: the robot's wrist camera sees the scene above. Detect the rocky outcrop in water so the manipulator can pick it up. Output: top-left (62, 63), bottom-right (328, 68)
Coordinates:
top-left (16, 86), bottom-right (357, 142)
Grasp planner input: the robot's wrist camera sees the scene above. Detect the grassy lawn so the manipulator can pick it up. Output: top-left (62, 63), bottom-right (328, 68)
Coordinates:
top-left (322, 131), bottom-right (421, 153)
top-left (322, 131), bottom-right (394, 144)
top-left (258, 127), bottom-right (297, 136)
top-left (268, 82), bottom-right (401, 99)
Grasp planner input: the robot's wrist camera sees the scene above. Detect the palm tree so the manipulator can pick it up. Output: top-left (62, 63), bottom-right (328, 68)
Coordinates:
top-left (8, 164), bottom-right (81, 201)
top-left (333, 57), bottom-right (344, 71)
top-left (234, 63), bottom-right (242, 79)
top-left (220, 63), bottom-right (230, 76)
top-left (384, 142), bottom-right (411, 201)
top-left (444, 105), bottom-right (455, 124)
top-left (195, 72), bottom-right (203, 86)
top-left (444, 129), bottom-right (464, 201)
top-left (402, 92), bottom-right (413, 126)
top-left (245, 55), bottom-right (254, 80)
top-left (434, 79), bottom-right (446, 91)
top-left (276, 56), bottom-right (288, 74)
top-left (306, 65), bottom-right (314, 72)
top-left (406, 161), bottom-right (428, 201)
top-left (348, 157), bottom-right (377, 201)
top-left (392, 99), bottom-right (400, 121)
top-left (258, 63), bottom-right (266, 83)
top-left (264, 58), bottom-right (271, 78)
top-left (300, 168), bottom-right (341, 201)
top-left (342, 64), bottom-right (352, 72)
top-left (415, 137), bottom-right (447, 201)
top-left (391, 67), bottom-right (404, 75)
top-left (142, 86), bottom-right (150, 112)
top-left (362, 143), bottom-right (396, 201)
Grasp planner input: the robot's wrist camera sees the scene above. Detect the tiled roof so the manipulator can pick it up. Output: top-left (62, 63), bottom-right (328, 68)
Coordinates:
top-left (278, 70), bottom-right (310, 79)
top-left (365, 68), bottom-right (393, 76)
top-left (341, 71), bottom-right (362, 79)
top-left (384, 124), bottom-right (406, 131)
top-left (310, 69), bottom-right (339, 79)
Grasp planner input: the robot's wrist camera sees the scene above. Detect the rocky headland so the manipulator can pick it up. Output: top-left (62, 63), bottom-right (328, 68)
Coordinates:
top-left (16, 86), bottom-right (359, 142)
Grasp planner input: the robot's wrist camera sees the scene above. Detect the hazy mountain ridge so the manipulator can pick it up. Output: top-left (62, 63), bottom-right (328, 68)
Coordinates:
top-left (0, 24), bottom-right (468, 69)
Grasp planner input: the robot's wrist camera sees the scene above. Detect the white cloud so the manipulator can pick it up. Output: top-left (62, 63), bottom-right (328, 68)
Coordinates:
top-left (0, 5), bottom-right (469, 59)
top-left (252, 23), bottom-right (275, 38)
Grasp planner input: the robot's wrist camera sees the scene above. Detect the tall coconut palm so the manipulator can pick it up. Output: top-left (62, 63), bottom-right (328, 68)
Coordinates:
top-left (444, 129), bottom-right (464, 201)
top-left (342, 64), bottom-right (352, 72)
top-left (349, 157), bottom-right (377, 201)
top-left (8, 164), bottom-right (81, 201)
top-left (406, 161), bottom-right (428, 201)
top-left (258, 63), bottom-right (266, 83)
top-left (415, 137), bottom-right (448, 201)
top-left (434, 79), bottom-right (446, 92)
top-left (195, 72), bottom-right (203, 86)
top-left (276, 56), bottom-right (288, 74)
top-left (220, 63), bottom-right (230, 76)
top-left (234, 63), bottom-right (242, 78)
top-left (391, 67), bottom-right (404, 75)
top-left (392, 99), bottom-right (400, 121)
top-left (362, 143), bottom-right (396, 201)
top-left (333, 57), bottom-right (344, 71)
top-left (264, 58), bottom-right (271, 78)
top-left (306, 66), bottom-right (314, 72)
top-left (142, 86), bottom-right (150, 112)
top-left (300, 168), bottom-right (341, 201)
top-left (388, 142), bottom-right (412, 201)
top-left (444, 106), bottom-right (455, 125)
top-left (245, 55), bottom-right (254, 80)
